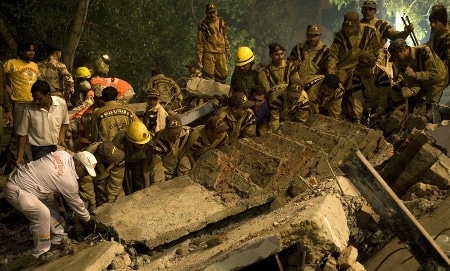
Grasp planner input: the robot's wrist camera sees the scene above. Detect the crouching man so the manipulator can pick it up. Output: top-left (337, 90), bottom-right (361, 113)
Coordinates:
top-left (4, 151), bottom-right (95, 263)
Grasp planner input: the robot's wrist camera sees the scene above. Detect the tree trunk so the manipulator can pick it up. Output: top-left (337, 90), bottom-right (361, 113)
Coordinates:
top-left (0, 14), bottom-right (17, 53)
top-left (62, 0), bottom-right (90, 72)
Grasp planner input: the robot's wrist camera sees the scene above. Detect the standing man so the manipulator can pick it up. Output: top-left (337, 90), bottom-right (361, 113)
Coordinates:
top-left (4, 40), bottom-right (40, 164)
top-left (4, 150), bottom-right (94, 263)
top-left (327, 11), bottom-right (382, 85)
top-left (289, 24), bottom-right (330, 77)
top-left (196, 3), bottom-right (231, 84)
top-left (259, 42), bottom-right (300, 92)
top-left (142, 88), bottom-right (169, 137)
top-left (141, 68), bottom-right (182, 110)
top-left (427, 6), bottom-right (450, 67)
top-left (388, 38), bottom-right (448, 123)
top-left (230, 46), bottom-right (260, 97)
top-left (360, 0), bottom-right (413, 65)
top-left (16, 80), bottom-right (69, 164)
top-left (38, 41), bottom-right (74, 105)
top-left (90, 86), bottom-right (138, 142)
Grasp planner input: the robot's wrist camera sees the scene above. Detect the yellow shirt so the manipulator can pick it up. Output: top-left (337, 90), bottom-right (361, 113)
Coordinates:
top-left (4, 58), bottom-right (39, 102)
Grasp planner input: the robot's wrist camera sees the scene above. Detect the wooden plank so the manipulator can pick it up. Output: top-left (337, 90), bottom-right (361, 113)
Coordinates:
top-left (340, 150), bottom-right (450, 270)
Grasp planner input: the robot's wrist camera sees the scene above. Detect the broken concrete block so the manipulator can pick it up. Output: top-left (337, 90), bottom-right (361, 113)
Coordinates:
top-left (36, 241), bottom-right (124, 271)
top-left (333, 176), bottom-right (361, 197)
top-left (357, 205), bottom-right (380, 230)
top-left (323, 255), bottom-right (338, 271)
top-left (423, 153), bottom-right (450, 189)
top-left (347, 261), bottom-right (366, 271)
top-left (186, 77), bottom-right (230, 98)
top-left (337, 245), bottom-right (358, 268)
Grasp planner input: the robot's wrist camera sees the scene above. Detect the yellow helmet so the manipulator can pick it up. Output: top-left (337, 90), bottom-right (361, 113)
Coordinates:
top-left (126, 121), bottom-right (151, 144)
top-left (74, 67), bottom-right (91, 79)
top-left (235, 46), bottom-right (255, 67)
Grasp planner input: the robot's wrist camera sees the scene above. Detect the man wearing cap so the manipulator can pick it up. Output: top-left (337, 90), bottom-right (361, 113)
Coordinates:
top-left (141, 68), bottom-right (182, 110)
top-left (16, 80), bottom-right (69, 165)
top-left (268, 79), bottom-right (310, 131)
top-left (327, 11), bottom-right (382, 85)
top-left (230, 46), bottom-right (260, 97)
top-left (196, 3), bottom-right (231, 84)
top-left (217, 92), bottom-right (257, 142)
top-left (302, 74), bottom-right (344, 119)
top-left (79, 141), bottom-right (125, 210)
top-left (90, 86), bottom-right (138, 142)
top-left (259, 42), bottom-right (301, 92)
top-left (38, 41), bottom-right (74, 104)
top-left (346, 52), bottom-right (390, 124)
top-left (427, 6), bottom-right (450, 68)
top-left (388, 38), bottom-right (448, 123)
top-left (150, 114), bottom-right (191, 182)
top-left (289, 24), bottom-right (330, 77)
top-left (360, 0), bottom-right (413, 65)
top-left (143, 88), bottom-right (169, 137)
top-left (113, 121), bottom-right (152, 193)
top-left (185, 114), bottom-right (228, 167)
top-left (4, 150), bottom-right (94, 263)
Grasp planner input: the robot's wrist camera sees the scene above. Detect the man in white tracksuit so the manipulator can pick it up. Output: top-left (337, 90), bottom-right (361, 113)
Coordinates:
top-left (4, 150), bottom-right (96, 263)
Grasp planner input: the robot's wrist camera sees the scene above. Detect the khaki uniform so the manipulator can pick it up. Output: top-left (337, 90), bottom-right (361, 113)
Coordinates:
top-left (142, 74), bottom-right (182, 106)
top-left (230, 67), bottom-right (259, 97)
top-left (112, 131), bottom-right (152, 192)
top-left (78, 142), bottom-right (125, 209)
top-left (348, 66), bottom-right (391, 121)
top-left (217, 106), bottom-right (256, 142)
top-left (196, 16), bottom-right (230, 83)
top-left (90, 101), bottom-right (138, 142)
top-left (328, 24), bottom-right (382, 83)
top-left (259, 60), bottom-right (300, 92)
top-left (303, 75), bottom-right (344, 119)
top-left (38, 56), bottom-right (74, 98)
top-left (268, 85), bottom-right (310, 131)
top-left (392, 45), bottom-right (448, 104)
top-left (185, 125), bottom-right (227, 162)
top-left (289, 41), bottom-right (330, 77)
top-left (427, 28), bottom-right (450, 67)
top-left (150, 127), bottom-right (191, 182)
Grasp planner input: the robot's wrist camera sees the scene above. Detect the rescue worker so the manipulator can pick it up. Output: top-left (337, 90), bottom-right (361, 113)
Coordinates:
top-left (249, 86), bottom-right (270, 137)
top-left (38, 41), bottom-right (74, 105)
top-left (230, 46), bottom-right (260, 97)
top-left (142, 88), bottom-right (169, 137)
top-left (268, 79), bottom-right (310, 131)
top-left (388, 38), bottom-right (449, 123)
top-left (360, 0), bottom-right (413, 65)
top-left (4, 151), bottom-right (94, 263)
top-left (217, 92), bottom-right (257, 142)
top-left (196, 3), bottom-right (231, 84)
top-left (90, 86), bottom-right (138, 142)
top-left (150, 114), bottom-right (191, 182)
top-left (259, 42), bottom-right (300, 92)
top-left (427, 6), bottom-right (450, 68)
top-left (289, 24), bottom-right (330, 77)
top-left (303, 74), bottom-right (345, 119)
top-left (79, 141), bottom-right (125, 211)
top-left (72, 66), bottom-right (93, 109)
top-left (185, 114), bottom-right (228, 167)
top-left (185, 61), bottom-right (202, 78)
top-left (141, 68), bottom-right (182, 110)
top-left (113, 121), bottom-right (152, 194)
top-left (90, 76), bottom-right (135, 105)
top-left (346, 52), bottom-right (391, 124)
top-left (327, 11), bottom-right (382, 85)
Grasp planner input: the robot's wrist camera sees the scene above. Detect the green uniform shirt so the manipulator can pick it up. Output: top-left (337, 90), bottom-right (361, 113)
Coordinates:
top-left (289, 41), bottom-right (330, 77)
top-left (303, 75), bottom-right (344, 119)
top-left (217, 106), bottom-right (256, 143)
top-left (259, 60), bottom-right (300, 92)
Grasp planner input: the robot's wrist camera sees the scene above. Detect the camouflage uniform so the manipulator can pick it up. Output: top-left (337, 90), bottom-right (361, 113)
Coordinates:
top-left (38, 56), bottom-right (74, 99)
top-left (78, 142), bottom-right (125, 209)
top-left (303, 75), bottom-right (345, 119)
top-left (90, 101), bottom-right (138, 142)
top-left (328, 24), bottom-right (382, 84)
top-left (289, 41), bottom-right (330, 77)
top-left (216, 106), bottom-right (256, 142)
top-left (392, 45), bottom-right (448, 105)
top-left (348, 65), bottom-right (391, 121)
top-left (229, 66), bottom-right (259, 97)
top-left (259, 60), bottom-right (300, 92)
top-left (196, 16), bottom-right (230, 83)
top-left (267, 85), bottom-right (310, 131)
top-left (150, 127), bottom-right (191, 182)
top-left (142, 74), bottom-right (182, 107)
top-left (112, 131), bottom-right (152, 192)
top-left (185, 125), bottom-right (227, 162)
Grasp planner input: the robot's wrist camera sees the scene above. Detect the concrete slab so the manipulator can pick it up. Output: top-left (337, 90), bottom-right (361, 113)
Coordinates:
top-left (142, 195), bottom-right (349, 271)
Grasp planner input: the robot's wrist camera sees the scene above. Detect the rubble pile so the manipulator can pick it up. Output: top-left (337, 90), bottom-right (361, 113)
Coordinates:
top-left (1, 114), bottom-right (450, 270)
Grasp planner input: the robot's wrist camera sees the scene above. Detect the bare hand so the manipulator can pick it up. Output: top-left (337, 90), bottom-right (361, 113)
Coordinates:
top-left (405, 67), bottom-right (416, 78)
top-left (405, 23), bottom-right (414, 32)
top-left (5, 112), bottom-right (13, 127)
top-left (401, 87), bottom-right (414, 98)
top-left (226, 50), bottom-right (231, 60)
top-left (197, 59), bottom-right (203, 69)
top-left (15, 157), bottom-right (25, 168)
